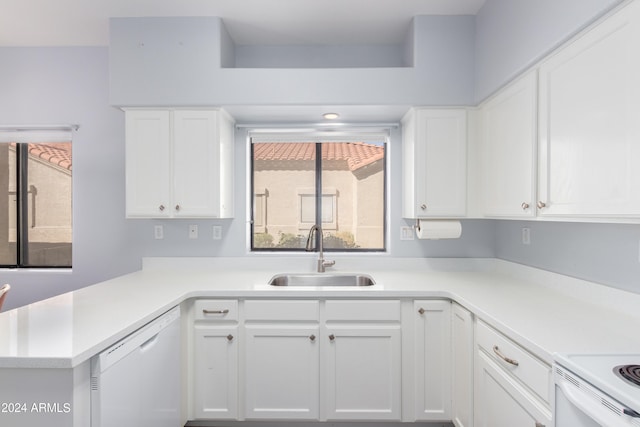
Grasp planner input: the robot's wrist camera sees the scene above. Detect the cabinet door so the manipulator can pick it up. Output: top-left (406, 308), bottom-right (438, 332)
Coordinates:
top-left (538, 1), bottom-right (640, 218)
top-left (173, 110), bottom-right (221, 217)
top-left (414, 300), bottom-right (451, 421)
top-left (125, 110), bottom-right (171, 217)
top-left (323, 326), bottom-right (402, 420)
top-left (402, 109), bottom-right (467, 218)
top-left (193, 326), bottom-right (238, 419)
top-left (474, 350), bottom-right (551, 427)
top-left (481, 71), bottom-right (537, 218)
top-left (244, 325), bottom-right (320, 420)
top-left (452, 303), bottom-right (473, 427)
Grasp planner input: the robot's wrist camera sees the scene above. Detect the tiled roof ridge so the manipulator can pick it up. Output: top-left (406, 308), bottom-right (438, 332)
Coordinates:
top-left (9, 142), bottom-right (72, 171)
top-left (254, 141), bottom-right (383, 171)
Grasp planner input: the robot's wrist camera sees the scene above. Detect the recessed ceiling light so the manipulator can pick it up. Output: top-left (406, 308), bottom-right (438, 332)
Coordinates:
top-left (323, 112), bottom-right (340, 120)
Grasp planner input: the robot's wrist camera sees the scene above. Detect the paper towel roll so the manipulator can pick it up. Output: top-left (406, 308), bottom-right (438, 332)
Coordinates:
top-left (415, 220), bottom-right (462, 239)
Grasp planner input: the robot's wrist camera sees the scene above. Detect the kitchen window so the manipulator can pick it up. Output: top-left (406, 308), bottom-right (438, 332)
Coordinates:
top-left (0, 127), bottom-right (73, 268)
top-left (250, 131), bottom-right (387, 251)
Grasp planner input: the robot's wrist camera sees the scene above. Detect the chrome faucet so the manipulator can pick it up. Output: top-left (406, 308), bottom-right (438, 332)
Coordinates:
top-left (305, 224), bottom-right (335, 273)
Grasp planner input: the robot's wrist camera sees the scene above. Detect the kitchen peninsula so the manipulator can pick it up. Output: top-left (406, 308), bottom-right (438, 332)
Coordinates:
top-left (1, 257), bottom-right (638, 427)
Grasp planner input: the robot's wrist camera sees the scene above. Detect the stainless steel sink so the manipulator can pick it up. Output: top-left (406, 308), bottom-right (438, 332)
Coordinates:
top-left (268, 273), bottom-right (375, 287)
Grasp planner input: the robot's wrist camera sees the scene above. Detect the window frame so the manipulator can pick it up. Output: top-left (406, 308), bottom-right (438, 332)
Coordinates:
top-left (0, 126), bottom-right (74, 269)
top-left (249, 130), bottom-right (388, 253)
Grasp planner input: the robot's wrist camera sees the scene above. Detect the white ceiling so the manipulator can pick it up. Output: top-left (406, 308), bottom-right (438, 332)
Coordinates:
top-left (0, 0), bottom-right (486, 47)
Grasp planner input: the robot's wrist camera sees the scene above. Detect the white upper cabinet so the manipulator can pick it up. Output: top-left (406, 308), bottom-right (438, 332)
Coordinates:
top-left (402, 108), bottom-right (467, 218)
top-left (125, 109), bottom-right (235, 218)
top-left (480, 70), bottom-right (537, 218)
top-left (537, 1), bottom-right (640, 218)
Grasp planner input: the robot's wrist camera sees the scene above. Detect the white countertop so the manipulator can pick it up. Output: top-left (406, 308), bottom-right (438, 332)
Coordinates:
top-left (0, 257), bottom-right (638, 369)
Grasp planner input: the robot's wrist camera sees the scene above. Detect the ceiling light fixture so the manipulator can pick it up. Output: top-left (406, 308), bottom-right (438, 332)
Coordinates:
top-left (323, 112), bottom-right (340, 120)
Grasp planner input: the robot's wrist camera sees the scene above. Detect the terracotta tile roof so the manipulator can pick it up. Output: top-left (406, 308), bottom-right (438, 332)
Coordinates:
top-left (254, 142), bottom-right (383, 171)
top-left (10, 142), bottom-right (72, 171)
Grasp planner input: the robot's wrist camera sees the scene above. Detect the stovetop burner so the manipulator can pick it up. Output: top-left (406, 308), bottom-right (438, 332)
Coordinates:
top-left (614, 365), bottom-right (640, 387)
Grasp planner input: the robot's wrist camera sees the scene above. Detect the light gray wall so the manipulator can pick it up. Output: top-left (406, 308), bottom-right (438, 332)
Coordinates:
top-left (234, 45), bottom-right (408, 68)
top-left (496, 221), bottom-right (640, 294)
top-left (109, 16), bottom-right (476, 106)
top-left (474, 0), bottom-right (623, 102)
top-left (0, 47), bottom-right (139, 310)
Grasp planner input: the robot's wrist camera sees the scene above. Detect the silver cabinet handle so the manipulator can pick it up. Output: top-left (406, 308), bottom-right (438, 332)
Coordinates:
top-left (328, 334), bottom-right (335, 341)
top-left (227, 334), bottom-right (234, 341)
top-left (537, 201), bottom-right (546, 209)
top-left (175, 204), bottom-right (180, 211)
top-left (309, 335), bottom-right (316, 342)
top-left (418, 307), bottom-right (425, 315)
top-left (203, 309), bottom-right (230, 315)
top-left (493, 345), bottom-right (519, 366)
top-left (420, 204), bottom-right (427, 211)
top-left (159, 204), bottom-right (165, 211)
top-left (521, 202), bottom-right (530, 210)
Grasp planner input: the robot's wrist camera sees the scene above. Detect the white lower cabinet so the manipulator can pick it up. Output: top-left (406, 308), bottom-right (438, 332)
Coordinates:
top-left (192, 300), bottom-right (239, 419)
top-left (474, 320), bottom-right (551, 427)
top-left (243, 300), bottom-right (320, 420)
top-left (452, 303), bottom-right (473, 427)
top-left (188, 298), bottom-right (557, 427)
top-left (323, 300), bottom-right (402, 421)
top-left (413, 300), bottom-right (452, 421)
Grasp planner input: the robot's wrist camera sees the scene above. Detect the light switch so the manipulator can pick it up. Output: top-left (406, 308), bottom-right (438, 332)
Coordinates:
top-left (212, 225), bottom-right (222, 240)
top-left (400, 226), bottom-right (414, 241)
top-left (154, 225), bottom-right (164, 240)
top-left (189, 225), bottom-right (198, 239)
top-left (522, 227), bottom-right (530, 245)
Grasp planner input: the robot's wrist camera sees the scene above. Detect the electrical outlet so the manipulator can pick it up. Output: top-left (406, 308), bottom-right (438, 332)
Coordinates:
top-left (212, 225), bottom-right (222, 240)
top-left (189, 225), bottom-right (198, 239)
top-left (154, 225), bottom-right (163, 240)
top-left (522, 227), bottom-right (531, 245)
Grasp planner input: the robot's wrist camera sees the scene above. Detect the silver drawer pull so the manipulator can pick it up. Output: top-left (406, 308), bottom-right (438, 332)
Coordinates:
top-left (493, 345), bottom-right (519, 366)
top-left (203, 309), bottom-right (230, 315)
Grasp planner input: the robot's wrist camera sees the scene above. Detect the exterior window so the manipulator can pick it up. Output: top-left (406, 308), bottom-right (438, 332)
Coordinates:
top-left (0, 133), bottom-right (72, 268)
top-left (251, 138), bottom-right (386, 251)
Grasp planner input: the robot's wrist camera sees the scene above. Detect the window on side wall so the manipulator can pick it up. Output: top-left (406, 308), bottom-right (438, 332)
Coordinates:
top-left (250, 131), bottom-right (387, 252)
top-left (0, 127), bottom-right (73, 268)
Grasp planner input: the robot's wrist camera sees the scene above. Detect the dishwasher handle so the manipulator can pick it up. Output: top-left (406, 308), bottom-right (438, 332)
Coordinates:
top-left (139, 332), bottom-right (160, 353)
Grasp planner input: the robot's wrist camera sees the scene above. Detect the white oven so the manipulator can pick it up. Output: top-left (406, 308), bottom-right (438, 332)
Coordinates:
top-left (554, 354), bottom-right (640, 427)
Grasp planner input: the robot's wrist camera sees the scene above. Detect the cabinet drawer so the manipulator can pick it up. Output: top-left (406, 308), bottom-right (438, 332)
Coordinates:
top-left (325, 300), bottom-right (400, 321)
top-left (194, 300), bottom-right (238, 321)
top-left (476, 320), bottom-right (551, 403)
top-left (244, 300), bottom-right (319, 321)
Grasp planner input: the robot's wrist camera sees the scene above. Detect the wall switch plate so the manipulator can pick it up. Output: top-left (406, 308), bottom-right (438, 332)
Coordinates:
top-left (522, 227), bottom-right (531, 245)
top-left (400, 226), bottom-right (415, 241)
top-left (212, 225), bottom-right (222, 240)
top-left (189, 225), bottom-right (198, 239)
top-left (154, 225), bottom-right (164, 240)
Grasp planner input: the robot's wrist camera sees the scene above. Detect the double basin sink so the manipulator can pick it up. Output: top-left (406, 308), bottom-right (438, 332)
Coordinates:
top-left (268, 273), bottom-right (375, 287)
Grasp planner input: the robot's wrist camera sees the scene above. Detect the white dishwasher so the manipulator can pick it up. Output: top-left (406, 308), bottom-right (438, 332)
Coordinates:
top-left (91, 306), bottom-right (181, 427)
